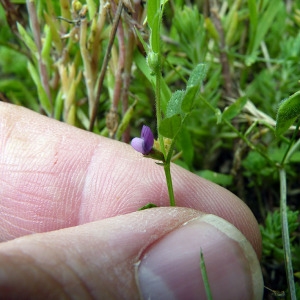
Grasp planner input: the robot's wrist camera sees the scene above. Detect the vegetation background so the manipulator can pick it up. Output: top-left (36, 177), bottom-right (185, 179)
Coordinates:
top-left (0, 0), bottom-right (299, 298)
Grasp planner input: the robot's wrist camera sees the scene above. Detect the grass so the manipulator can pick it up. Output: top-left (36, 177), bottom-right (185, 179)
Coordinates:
top-left (0, 0), bottom-right (300, 298)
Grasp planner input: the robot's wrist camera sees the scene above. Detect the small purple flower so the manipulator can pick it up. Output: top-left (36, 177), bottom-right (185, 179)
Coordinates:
top-left (131, 125), bottom-right (154, 155)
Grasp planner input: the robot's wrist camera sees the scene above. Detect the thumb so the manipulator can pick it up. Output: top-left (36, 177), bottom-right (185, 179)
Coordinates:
top-left (0, 207), bottom-right (263, 299)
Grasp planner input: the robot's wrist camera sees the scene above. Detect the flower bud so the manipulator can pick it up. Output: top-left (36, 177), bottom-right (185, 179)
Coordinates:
top-left (147, 52), bottom-right (160, 75)
top-left (72, 0), bottom-right (83, 13)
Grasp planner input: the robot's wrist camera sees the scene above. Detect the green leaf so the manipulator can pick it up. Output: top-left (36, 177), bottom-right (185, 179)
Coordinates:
top-left (0, 78), bottom-right (38, 110)
top-left (86, 0), bottom-right (97, 19)
top-left (222, 96), bottom-right (247, 121)
top-left (200, 250), bottom-right (213, 300)
top-left (41, 25), bottom-right (52, 67)
top-left (147, 0), bottom-right (160, 52)
top-left (247, 0), bottom-right (258, 55)
top-left (17, 22), bottom-right (38, 57)
top-left (44, 12), bottom-right (63, 52)
top-left (166, 90), bottom-right (185, 118)
top-left (246, 0), bottom-right (283, 65)
top-left (196, 170), bottom-right (233, 187)
top-left (159, 114), bottom-right (181, 138)
top-left (187, 63), bottom-right (208, 88)
top-left (134, 27), bottom-right (149, 54)
top-left (182, 64), bottom-right (207, 112)
top-left (150, 14), bottom-right (160, 53)
top-left (138, 203), bottom-right (158, 210)
top-left (276, 91), bottom-right (300, 136)
top-left (54, 90), bottom-right (64, 121)
top-left (116, 100), bottom-right (137, 140)
top-left (147, 0), bottom-right (160, 29)
top-left (27, 61), bottom-right (52, 115)
top-left (181, 86), bottom-right (199, 113)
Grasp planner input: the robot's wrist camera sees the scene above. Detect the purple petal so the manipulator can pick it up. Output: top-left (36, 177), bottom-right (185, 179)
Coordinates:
top-left (131, 137), bottom-right (146, 154)
top-left (141, 125), bottom-right (154, 153)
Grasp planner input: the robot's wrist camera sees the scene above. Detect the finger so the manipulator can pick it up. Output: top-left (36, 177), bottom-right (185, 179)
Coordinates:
top-left (0, 208), bottom-right (263, 299)
top-left (0, 103), bottom-right (261, 256)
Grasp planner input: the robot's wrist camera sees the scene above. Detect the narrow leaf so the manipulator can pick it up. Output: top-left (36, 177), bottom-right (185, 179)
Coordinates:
top-left (138, 203), bottom-right (158, 210)
top-left (246, 0), bottom-right (282, 65)
top-left (223, 96), bottom-right (247, 121)
top-left (276, 91), bottom-right (300, 136)
top-left (147, 0), bottom-right (160, 29)
top-left (27, 61), bottom-right (52, 115)
top-left (247, 0), bottom-right (258, 56)
top-left (187, 63), bottom-right (208, 88)
top-left (196, 170), bottom-right (233, 187)
top-left (200, 250), bottom-right (213, 300)
top-left (17, 22), bottom-right (38, 56)
top-left (150, 13), bottom-right (160, 52)
top-left (116, 100), bottom-right (137, 140)
top-left (182, 64), bottom-right (208, 113)
top-left (166, 90), bottom-right (185, 118)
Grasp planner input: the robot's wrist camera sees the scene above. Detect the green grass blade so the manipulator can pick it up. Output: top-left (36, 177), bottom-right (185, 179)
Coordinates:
top-left (279, 169), bottom-right (297, 299)
top-left (200, 250), bottom-right (213, 300)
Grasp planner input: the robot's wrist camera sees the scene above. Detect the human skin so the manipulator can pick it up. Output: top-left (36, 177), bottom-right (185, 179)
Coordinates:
top-left (0, 102), bottom-right (263, 299)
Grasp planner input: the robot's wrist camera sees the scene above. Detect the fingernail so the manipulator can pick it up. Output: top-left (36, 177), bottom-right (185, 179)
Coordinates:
top-left (136, 214), bottom-right (263, 300)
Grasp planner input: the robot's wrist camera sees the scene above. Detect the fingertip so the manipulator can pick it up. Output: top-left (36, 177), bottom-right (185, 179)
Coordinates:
top-left (0, 208), bottom-right (263, 299)
top-left (137, 214), bottom-right (263, 300)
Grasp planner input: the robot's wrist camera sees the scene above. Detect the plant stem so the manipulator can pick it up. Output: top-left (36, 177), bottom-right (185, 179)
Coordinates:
top-left (90, 1), bottom-right (108, 75)
top-left (156, 57), bottom-right (175, 206)
top-left (281, 117), bottom-right (300, 165)
top-left (285, 138), bottom-right (300, 163)
top-left (89, 0), bottom-right (123, 131)
top-left (112, 1), bottom-right (125, 112)
top-left (121, 24), bottom-right (135, 143)
top-left (164, 163), bottom-right (176, 206)
top-left (279, 168), bottom-right (296, 300)
top-left (27, 0), bottom-right (52, 114)
top-left (80, 17), bottom-right (95, 119)
top-left (150, 0), bottom-right (174, 206)
top-left (155, 62), bottom-right (166, 157)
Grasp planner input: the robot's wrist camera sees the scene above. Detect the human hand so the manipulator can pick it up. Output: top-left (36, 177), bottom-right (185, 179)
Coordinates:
top-left (0, 103), bottom-right (263, 299)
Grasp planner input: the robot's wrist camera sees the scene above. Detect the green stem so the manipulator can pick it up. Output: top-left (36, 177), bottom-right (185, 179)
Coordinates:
top-left (164, 163), bottom-right (176, 206)
top-left (285, 138), bottom-right (300, 163)
top-left (151, 1), bottom-right (173, 206)
top-left (279, 168), bottom-right (296, 299)
top-left (281, 117), bottom-right (300, 165)
top-left (155, 57), bottom-right (166, 158)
